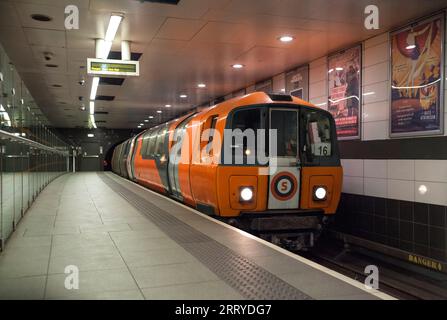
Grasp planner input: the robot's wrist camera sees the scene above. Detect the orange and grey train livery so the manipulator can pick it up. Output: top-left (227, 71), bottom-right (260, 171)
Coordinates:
top-left (112, 92), bottom-right (343, 249)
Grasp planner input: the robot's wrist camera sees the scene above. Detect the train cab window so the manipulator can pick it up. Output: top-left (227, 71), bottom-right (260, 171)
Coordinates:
top-left (227, 108), bottom-right (263, 165)
top-left (301, 109), bottom-right (336, 165)
top-left (270, 109), bottom-right (298, 158)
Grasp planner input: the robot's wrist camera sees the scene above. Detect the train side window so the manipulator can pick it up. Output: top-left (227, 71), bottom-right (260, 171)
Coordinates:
top-left (201, 115), bottom-right (218, 155)
top-left (147, 128), bottom-right (158, 156)
top-left (154, 125), bottom-right (167, 157)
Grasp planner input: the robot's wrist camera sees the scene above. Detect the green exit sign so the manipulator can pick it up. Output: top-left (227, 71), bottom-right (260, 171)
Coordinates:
top-left (87, 58), bottom-right (139, 76)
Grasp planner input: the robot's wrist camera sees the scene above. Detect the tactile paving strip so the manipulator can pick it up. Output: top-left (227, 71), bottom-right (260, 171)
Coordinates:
top-left (99, 173), bottom-right (312, 300)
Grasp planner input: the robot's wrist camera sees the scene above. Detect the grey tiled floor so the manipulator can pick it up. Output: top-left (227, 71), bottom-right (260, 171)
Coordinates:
top-left (0, 172), bottom-right (383, 300)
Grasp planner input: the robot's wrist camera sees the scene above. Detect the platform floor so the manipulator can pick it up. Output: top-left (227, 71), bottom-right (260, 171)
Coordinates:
top-left (0, 172), bottom-right (394, 300)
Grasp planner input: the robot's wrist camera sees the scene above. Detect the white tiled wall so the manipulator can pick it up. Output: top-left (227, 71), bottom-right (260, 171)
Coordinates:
top-left (342, 159), bottom-right (447, 206)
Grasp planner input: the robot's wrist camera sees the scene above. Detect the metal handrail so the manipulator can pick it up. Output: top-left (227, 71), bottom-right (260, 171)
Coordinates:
top-left (0, 129), bottom-right (70, 156)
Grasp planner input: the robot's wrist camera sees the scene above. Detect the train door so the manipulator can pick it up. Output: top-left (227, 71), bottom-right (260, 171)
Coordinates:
top-left (168, 120), bottom-right (188, 200)
top-left (268, 108), bottom-right (300, 209)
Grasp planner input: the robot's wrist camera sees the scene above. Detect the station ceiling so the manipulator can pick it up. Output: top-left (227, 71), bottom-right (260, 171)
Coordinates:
top-left (1, 0), bottom-right (447, 129)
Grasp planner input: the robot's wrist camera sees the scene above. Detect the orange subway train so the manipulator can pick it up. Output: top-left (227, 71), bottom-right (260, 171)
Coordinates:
top-left (111, 92), bottom-right (343, 249)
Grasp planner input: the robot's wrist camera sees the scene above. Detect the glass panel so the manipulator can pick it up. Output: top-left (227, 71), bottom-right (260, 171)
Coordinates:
top-left (303, 110), bottom-right (333, 158)
top-left (270, 110), bottom-right (298, 158)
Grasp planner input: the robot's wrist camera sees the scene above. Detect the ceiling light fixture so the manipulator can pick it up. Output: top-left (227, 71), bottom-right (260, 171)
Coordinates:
top-left (232, 64), bottom-right (244, 69)
top-left (197, 83), bottom-right (206, 88)
top-left (89, 101), bottom-right (95, 115)
top-left (157, 110), bottom-right (162, 114)
top-left (165, 104), bottom-right (171, 108)
top-left (148, 115), bottom-right (154, 119)
top-left (90, 77), bottom-right (99, 100)
top-left (278, 35), bottom-right (294, 42)
top-left (144, 119), bottom-right (149, 122)
top-left (31, 14), bottom-right (52, 22)
top-left (180, 94), bottom-right (187, 98)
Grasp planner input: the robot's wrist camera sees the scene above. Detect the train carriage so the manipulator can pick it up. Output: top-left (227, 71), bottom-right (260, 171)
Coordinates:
top-left (112, 92), bottom-right (343, 249)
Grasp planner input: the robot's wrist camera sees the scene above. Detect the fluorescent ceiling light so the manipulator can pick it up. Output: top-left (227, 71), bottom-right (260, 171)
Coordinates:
top-left (105, 14), bottom-right (123, 42)
top-left (157, 110), bottom-right (162, 114)
top-left (144, 119), bottom-right (149, 122)
top-left (139, 123), bottom-right (144, 126)
top-left (87, 133), bottom-right (94, 138)
top-left (90, 77), bottom-right (99, 100)
top-left (180, 94), bottom-right (187, 98)
top-left (197, 83), bottom-right (206, 88)
top-left (148, 115), bottom-right (154, 119)
top-left (165, 104), bottom-right (171, 108)
top-left (137, 126), bottom-right (141, 128)
top-left (89, 101), bottom-right (95, 115)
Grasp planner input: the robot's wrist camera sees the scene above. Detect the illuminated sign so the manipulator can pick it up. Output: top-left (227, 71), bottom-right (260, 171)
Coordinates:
top-left (87, 58), bottom-right (139, 76)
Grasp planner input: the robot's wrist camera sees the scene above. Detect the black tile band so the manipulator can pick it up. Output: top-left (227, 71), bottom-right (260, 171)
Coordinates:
top-left (99, 173), bottom-right (312, 300)
top-left (339, 136), bottom-right (447, 159)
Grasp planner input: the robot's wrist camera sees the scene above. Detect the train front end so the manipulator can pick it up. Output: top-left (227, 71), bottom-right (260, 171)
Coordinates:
top-left (217, 95), bottom-right (343, 249)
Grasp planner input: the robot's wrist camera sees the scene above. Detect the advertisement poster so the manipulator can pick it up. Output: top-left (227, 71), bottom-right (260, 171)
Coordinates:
top-left (327, 45), bottom-right (362, 139)
top-left (390, 15), bottom-right (444, 137)
top-left (285, 65), bottom-right (309, 101)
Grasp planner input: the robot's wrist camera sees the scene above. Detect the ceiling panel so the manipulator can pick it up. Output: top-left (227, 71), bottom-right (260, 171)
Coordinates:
top-left (1, 0), bottom-right (447, 128)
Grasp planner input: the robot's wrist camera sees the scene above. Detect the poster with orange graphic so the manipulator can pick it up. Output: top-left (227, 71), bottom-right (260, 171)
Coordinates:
top-left (390, 15), bottom-right (444, 137)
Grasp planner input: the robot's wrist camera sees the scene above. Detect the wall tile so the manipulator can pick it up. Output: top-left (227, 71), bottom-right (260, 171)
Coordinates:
top-left (309, 80), bottom-right (326, 99)
top-left (364, 41), bottom-right (388, 68)
top-left (364, 33), bottom-right (389, 49)
top-left (414, 181), bottom-right (447, 206)
top-left (362, 81), bottom-right (389, 104)
top-left (388, 179), bottom-right (415, 202)
top-left (364, 177), bottom-right (387, 198)
top-left (415, 160), bottom-right (447, 183)
top-left (363, 61), bottom-right (388, 86)
top-left (341, 159), bottom-right (363, 176)
top-left (362, 120), bottom-right (388, 140)
top-left (364, 159), bottom-right (387, 178)
top-left (363, 101), bottom-right (389, 123)
top-left (309, 63), bottom-right (326, 84)
top-left (342, 176), bottom-right (364, 195)
top-left (309, 56), bottom-right (326, 68)
top-left (388, 160), bottom-right (415, 181)
top-left (272, 73), bottom-right (285, 93)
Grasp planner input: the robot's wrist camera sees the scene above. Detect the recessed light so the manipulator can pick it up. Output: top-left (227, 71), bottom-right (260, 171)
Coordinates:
top-left (231, 64), bottom-right (244, 69)
top-left (157, 110), bottom-right (162, 114)
top-left (144, 120), bottom-right (149, 122)
top-left (197, 83), bottom-right (206, 88)
top-left (180, 94), bottom-right (188, 98)
top-left (139, 123), bottom-right (144, 126)
top-left (278, 35), bottom-right (294, 42)
top-left (165, 104), bottom-right (171, 108)
top-left (87, 133), bottom-right (94, 138)
top-left (45, 64), bottom-right (58, 68)
top-left (148, 115), bottom-right (154, 119)
top-left (31, 14), bottom-right (52, 22)
top-left (137, 126), bottom-right (141, 128)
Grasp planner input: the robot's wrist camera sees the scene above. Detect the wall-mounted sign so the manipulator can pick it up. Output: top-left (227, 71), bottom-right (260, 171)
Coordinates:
top-left (327, 44), bottom-right (362, 140)
top-left (390, 14), bottom-right (444, 137)
top-left (87, 58), bottom-right (140, 77)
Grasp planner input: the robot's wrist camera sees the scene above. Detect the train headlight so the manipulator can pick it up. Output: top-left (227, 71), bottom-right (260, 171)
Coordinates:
top-left (313, 186), bottom-right (327, 201)
top-left (240, 187), bottom-right (254, 202)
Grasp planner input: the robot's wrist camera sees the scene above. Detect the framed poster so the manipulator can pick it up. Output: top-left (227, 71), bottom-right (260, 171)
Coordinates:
top-left (390, 14), bottom-right (444, 137)
top-left (327, 45), bottom-right (362, 140)
top-left (255, 79), bottom-right (273, 93)
top-left (285, 65), bottom-right (309, 101)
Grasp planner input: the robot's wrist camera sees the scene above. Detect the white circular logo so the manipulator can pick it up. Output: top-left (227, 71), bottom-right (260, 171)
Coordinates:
top-left (277, 178), bottom-right (292, 194)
